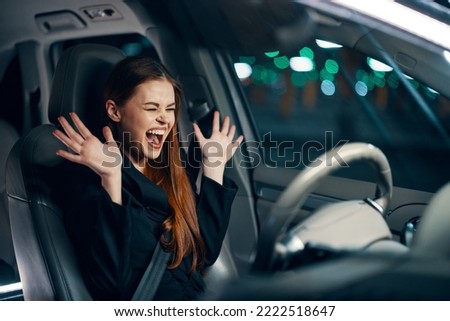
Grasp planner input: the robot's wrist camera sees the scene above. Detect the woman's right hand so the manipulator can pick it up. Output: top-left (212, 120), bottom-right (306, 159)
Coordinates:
top-left (53, 113), bottom-right (123, 204)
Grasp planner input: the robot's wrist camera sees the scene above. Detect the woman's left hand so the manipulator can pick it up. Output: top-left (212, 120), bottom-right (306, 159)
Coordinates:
top-left (193, 111), bottom-right (243, 184)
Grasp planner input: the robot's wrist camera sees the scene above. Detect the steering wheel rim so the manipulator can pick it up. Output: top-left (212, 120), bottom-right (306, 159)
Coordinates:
top-left (252, 142), bottom-right (392, 272)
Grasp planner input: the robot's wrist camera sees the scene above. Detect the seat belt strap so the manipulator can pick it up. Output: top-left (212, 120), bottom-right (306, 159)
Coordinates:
top-left (132, 242), bottom-right (170, 301)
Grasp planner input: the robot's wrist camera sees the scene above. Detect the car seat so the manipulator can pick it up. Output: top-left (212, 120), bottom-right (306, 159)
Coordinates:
top-left (5, 44), bottom-right (125, 300)
top-left (0, 119), bottom-right (19, 285)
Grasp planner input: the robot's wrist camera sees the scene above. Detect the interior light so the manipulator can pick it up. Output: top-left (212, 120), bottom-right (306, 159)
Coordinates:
top-left (315, 39), bottom-right (343, 49)
top-left (332, 0), bottom-right (450, 48)
top-left (234, 62), bottom-right (253, 79)
top-left (290, 57), bottom-right (314, 72)
top-left (367, 57), bottom-right (393, 72)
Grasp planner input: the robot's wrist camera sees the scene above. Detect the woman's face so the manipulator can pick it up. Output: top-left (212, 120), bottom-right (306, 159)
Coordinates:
top-left (112, 79), bottom-right (176, 169)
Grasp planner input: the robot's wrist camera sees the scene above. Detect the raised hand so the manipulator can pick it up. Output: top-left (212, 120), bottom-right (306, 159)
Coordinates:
top-left (53, 112), bottom-right (122, 203)
top-left (193, 111), bottom-right (243, 184)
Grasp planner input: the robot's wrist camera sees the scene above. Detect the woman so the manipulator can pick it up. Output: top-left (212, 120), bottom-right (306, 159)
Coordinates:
top-left (52, 56), bottom-right (243, 300)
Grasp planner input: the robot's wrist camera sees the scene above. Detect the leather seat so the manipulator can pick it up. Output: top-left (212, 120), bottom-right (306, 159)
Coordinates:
top-left (6, 44), bottom-right (125, 300)
top-left (0, 119), bottom-right (19, 285)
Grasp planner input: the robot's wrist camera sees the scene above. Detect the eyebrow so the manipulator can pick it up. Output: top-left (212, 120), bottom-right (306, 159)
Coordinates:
top-left (143, 102), bottom-right (176, 107)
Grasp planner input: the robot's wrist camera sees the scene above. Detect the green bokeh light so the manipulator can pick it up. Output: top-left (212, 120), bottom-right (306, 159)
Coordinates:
top-left (274, 56), bottom-right (290, 69)
top-left (324, 59), bottom-right (339, 74)
top-left (239, 56), bottom-right (256, 65)
top-left (373, 71), bottom-right (385, 78)
top-left (319, 68), bottom-right (334, 81)
top-left (299, 47), bottom-right (314, 60)
top-left (306, 69), bottom-right (319, 81)
top-left (291, 72), bottom-right (307, 87)
top-left (374, 76), bottom-right (386, 88)
top-left (251, 65), bottom-right (279, 85)
top-left (387, 74), bottom-right (399, 89)
top-left (424, 86), bottom-right (439, 100)
top-left (409, 78), bottom-right (419, 89)
top-left (264, 51), bottom-right (280, 58)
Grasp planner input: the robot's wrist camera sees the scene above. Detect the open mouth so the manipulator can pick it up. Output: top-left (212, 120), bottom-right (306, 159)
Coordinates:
top-left (146, 129), bottom-right (165, 149)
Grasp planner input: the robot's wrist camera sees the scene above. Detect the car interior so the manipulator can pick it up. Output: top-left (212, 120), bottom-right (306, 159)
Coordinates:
top-left (1, 0), bottom-right (450, 301)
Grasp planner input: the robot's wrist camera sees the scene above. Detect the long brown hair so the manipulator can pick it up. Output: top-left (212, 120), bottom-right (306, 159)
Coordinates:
top-left (103, 56), bottom-right (205, 271)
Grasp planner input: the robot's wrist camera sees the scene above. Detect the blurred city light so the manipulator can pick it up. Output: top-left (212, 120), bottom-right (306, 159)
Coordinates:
top-left (274, 56), bottom-right (290, 69)
top-left (315, 39), bottom-right (343, 49)
top-left (299, 47), bottom-right (314, 59)
top-left (265, 51), bottom-right (280, 58)
top-left (367, 57), bottom-right (393, 72)
top-left (290, 56), bottom-right (314, 72)
top-left (321, 80), bottom-right (335, 96)
top-left (355, 81), bottom-right (368, 96)
top-left (234, 62), bottom-right (252, 79)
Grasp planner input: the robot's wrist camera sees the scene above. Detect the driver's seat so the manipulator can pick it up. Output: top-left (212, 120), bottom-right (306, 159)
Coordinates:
top-left (5, 44), bottom-right (125, 300)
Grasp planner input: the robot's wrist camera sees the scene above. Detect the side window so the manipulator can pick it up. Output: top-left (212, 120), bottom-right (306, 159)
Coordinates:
top-left (231, 41), bottom-right (450, 193)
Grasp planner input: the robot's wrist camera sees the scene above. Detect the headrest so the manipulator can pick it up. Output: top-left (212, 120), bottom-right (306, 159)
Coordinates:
top-left (48, 44), bottom-right (125, 135)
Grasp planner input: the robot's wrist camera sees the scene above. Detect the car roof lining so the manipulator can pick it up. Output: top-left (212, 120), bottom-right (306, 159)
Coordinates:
top-left (0, 0), bottom-right (150, 78)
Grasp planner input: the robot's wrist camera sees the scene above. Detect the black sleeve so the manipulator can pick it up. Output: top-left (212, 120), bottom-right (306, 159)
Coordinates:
top-left (196, 176), bottom-right (238, 267)
top-left (59, 165), bottom-right (156, 300)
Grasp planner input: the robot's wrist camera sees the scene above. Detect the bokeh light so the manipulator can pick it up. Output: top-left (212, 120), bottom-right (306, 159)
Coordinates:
top-left (321, 80), bottom-right (335, 96)
top-left (290, 57), bottom-right (314, 72)
top-left (234, 62), bottom-right (252, 79)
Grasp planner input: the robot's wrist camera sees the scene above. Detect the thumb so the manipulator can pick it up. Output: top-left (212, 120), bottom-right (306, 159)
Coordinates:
top-left (193, 123), bottom-right (206, 142)
top-left (102, 126), bottom-right (116, 143)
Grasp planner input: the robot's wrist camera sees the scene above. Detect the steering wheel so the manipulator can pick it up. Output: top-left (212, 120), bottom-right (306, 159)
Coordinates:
top-left (252, 142), bottom-right (393, 272)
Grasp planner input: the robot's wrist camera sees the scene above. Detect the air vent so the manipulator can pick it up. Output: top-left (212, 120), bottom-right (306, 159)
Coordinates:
top-left (80, 5), bottom-right (123, 21)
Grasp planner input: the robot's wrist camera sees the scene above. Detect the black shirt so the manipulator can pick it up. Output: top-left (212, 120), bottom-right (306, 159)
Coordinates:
top-left (57, 156), bottom-right (237, 300)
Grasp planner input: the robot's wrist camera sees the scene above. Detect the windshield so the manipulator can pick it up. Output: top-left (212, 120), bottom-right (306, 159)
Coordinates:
top-left (230, 36), bottom-right (450, 193)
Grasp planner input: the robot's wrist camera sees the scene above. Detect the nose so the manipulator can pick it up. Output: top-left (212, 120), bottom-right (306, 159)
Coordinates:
top-left (156, 109), bottom-right (169, 124)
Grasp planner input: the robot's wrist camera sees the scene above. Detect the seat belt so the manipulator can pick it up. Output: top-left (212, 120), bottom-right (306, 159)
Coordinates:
top-left (132, 242), bottom-right (171, 301)
top-left (185, 100), bottom-right (215, 191)
top-left (132, 101), bottom-right (214, 300)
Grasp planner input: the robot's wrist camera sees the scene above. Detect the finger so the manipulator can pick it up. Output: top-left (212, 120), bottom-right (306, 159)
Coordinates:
top-left (193, 123), bottom-right (205, 142)
top-left (55, 149), bottom-right (82, 164)
top-left (229, 135), bottom-right (244, 157)
top-left (70, 112), bottom-right (92, 139)
top-left (102, 126), bottom-right (115, 144)
top-left (53, 129), bottom-right (82, 153)
top-left (58, 116), bottom-right (84, 145)
top-left (221, 116), bottom-right (230, 134)
top-left (212, 111), bottom-right (220, 133)
top-left (235, 135), bottom-right (244, 146)
top-left (227, 124), bottom-right (236, 139)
